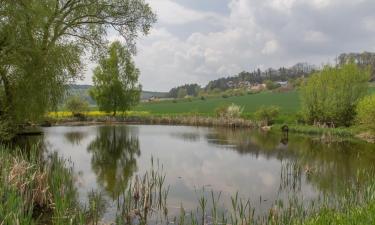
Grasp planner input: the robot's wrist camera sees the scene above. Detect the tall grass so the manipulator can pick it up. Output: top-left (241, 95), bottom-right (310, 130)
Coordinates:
top-left (0, 144), bottom-right (102, 225)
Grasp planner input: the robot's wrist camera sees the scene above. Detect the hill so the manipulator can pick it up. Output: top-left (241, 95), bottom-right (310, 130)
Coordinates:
top-left (67, 85), bottom-right (167, 106)
top-left (135, 91), bottom-right (300, 115)
top-left (135, 86), bottom-right (375, 116)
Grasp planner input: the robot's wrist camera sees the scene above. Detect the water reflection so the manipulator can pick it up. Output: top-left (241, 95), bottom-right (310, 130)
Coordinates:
top-left (64, 131), bottom-right (87, 145)
top-left (34, 125), bottom-right (375, 221)
top-left (87, 126), bottom-right (140, 199)
top-left (205, 128), bottom-right (375, 196)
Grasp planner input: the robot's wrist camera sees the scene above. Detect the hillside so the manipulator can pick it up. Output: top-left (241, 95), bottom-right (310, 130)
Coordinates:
top-left (67, 85), bottom-right (167, 105)
top-left (135, 91), bottom-right (301, 115)
top-left (135, 86), bottom-right (375, 115)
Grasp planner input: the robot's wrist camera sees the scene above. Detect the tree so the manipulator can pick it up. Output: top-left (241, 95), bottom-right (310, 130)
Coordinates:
top-left (254, 106), bottom-right (280, 126)
top-left (90, 41), bottom-right (141, 116)
top-left (301, 63), bottom-right (370, 126)
top-left (356, 94), bottom-right (375, 133)
top-left (265, 80), bottom-right (280, 90)
top-left (65, 96), bottom-right (89, 116)
top-left (0, 0), bottom-right (156, 138)
top-left (177, 88), bottom-right (188, 98)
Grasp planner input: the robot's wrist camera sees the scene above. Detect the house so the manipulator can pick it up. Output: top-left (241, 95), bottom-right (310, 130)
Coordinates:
top-left (276, 81), bottom-right (288, 87)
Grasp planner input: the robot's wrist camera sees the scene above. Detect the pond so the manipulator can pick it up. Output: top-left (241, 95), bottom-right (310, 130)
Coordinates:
top-left (36, 125), bottom-right (375, 222)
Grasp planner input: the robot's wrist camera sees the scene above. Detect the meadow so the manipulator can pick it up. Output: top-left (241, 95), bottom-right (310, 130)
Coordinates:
top-left (135, 91), bottom-right (301, 115)
top-left (134, 86), bottom-right (375, 116)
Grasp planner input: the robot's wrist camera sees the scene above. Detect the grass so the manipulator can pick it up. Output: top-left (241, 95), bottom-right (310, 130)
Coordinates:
top-left (302, 202), bottom-right (375, 225)
top-left (0, 144), bottom-right (93, 225)
top-left (135, 91), bottom-right (301, 115)
top-left (134, 87), bottom-right (375, 116)
top-left (272, 124), bottom-right (356, 138)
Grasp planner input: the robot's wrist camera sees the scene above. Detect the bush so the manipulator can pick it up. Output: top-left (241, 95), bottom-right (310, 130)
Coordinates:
top-left (265, 80), bottom-right (280, 90)
top-left (356, 94), bottom-right (375, 132)
top-left (301, 63), bottom-right (370, 126)
top-left (200, 96), bottom-right (206, 100)
top-left (222, 94), bottom-right (229, 98)
top-left (65, 96), bottom-right (89, 116)
top-left (254, 106), bottom-right (280, 126)
top-left (226, 103), bottom-right (244, 118)
top-left (215, 103), bottom-right (243, 118)
top-left (215, 105), bottom-right (229, 117)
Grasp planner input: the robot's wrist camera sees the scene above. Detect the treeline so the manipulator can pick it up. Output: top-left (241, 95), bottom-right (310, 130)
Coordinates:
top-left (167, 63), bottom-right (315, 97)
top-left (168, 52), bottom-right (375, 98)
top-left (168, 84), bottom-right (201, 98)
top-left (205, 62), bottom-right (316, 92)
top-left (338, 52), bottom-right (375, 81)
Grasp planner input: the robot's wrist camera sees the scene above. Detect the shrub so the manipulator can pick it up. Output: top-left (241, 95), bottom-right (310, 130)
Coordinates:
top-left (215, 105), bottom-right (229, 117)
top-left (222, 94), bottom-right (229, 98)
top-left (65, 96), bottom-right (89, 116)
top-left (254, 106), bottom-right (280, 126)
top-left (265, 80), bottom-right (280, 90)
top-left (226, 103), bottom-right (244, 118)
top-left (301, 63), bottom-right (370, 126)
top-left (356, 94), bottom-right (375, 132)
top-left (215, 103), bottom-right (243, 118)
top-left (200, 96), bottom-right (206, 100)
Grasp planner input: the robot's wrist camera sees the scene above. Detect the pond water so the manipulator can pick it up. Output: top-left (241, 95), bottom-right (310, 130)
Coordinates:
top-left (37, 125), bottom-right (375, 221)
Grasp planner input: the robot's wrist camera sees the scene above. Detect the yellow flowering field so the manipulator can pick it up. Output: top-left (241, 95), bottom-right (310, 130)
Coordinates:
top-left (47, 111), bottom-right (151, 118)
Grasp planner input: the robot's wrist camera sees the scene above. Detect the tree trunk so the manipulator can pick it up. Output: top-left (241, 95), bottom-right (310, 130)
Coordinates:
top-left (0, 68), bottom-right (13, 112)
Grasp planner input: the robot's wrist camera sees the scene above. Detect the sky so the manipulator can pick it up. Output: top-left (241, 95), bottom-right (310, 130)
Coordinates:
top-left (79, 0), bottom-right (375, 92)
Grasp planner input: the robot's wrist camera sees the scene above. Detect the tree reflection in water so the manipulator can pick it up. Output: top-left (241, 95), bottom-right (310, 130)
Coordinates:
top-left (87, 126), bottom-right (140, 199)
top-left (64, 131), bottom-right (87, 145)
top-left (205, 128), bottom-right (375, 198)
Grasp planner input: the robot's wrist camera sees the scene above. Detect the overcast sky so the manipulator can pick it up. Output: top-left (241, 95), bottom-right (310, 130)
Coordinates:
top-left (79, 0), bottom-right (375, 92)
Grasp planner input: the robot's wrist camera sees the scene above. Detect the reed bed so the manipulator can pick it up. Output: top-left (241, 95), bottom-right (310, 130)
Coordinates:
top-left (47, 113), bottom-right (257, 129)
top-left (0, 144), bottom-right (103, 225)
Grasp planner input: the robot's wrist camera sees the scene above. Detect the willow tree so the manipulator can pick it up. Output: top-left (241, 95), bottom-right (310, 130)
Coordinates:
top-left (90, 41), bottom-right (141, 116)
top-left (0, 0), bottom-right (155, 138)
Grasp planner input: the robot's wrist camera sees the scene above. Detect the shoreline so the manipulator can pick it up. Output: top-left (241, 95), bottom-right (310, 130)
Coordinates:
top-left (43, 115), bottom-right (375, 143)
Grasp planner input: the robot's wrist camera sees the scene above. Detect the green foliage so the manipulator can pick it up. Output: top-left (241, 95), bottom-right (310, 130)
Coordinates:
top-left (254, 106), bottom-right (280, 126)
top-left (65, 96), bottom-right (89, 115)
top-left (177, 88), bottom-right (188, 98)
top-left (265, 80), bottom-right (281, 90)
top-left (0, 0), bottom-right (156, 137)
top-left (301, 63), bottom-right (370, 126)
top-left (356, 94), bottom-right (375, 132)
top-left (169, 84), bottom-right (201, 98)
top-left (215, 103), bottom-right (243, 118)
top-left (90, 41), bottom-right (141, 116)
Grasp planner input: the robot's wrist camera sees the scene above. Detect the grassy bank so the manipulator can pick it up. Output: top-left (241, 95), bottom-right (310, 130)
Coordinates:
top-left (47, 112), bottom-right (257, 129)
top-left (46, 111), bottom-right (374, 143)
top-left (303, 202), bottom-right (375, 225)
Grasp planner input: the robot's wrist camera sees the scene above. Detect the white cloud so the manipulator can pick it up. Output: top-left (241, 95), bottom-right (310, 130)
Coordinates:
top-left (304, 30), bottom-right (329, 43)
top-left (262, 40), bottom-right (280, 55)
top-left (147, 0), bottom-right (221, 25)
top-left (80, 0), bottom-right (375, 91)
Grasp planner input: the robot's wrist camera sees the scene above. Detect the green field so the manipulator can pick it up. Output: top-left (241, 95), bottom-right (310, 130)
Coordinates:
top-left (135, 87), bottom-right (375, 115)
top-left (135, 91), bottom-right (300, 115)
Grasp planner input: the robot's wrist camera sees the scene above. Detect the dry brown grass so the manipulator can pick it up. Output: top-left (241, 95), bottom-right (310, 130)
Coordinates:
top-left (7, 158), bottom-right (52, 208)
